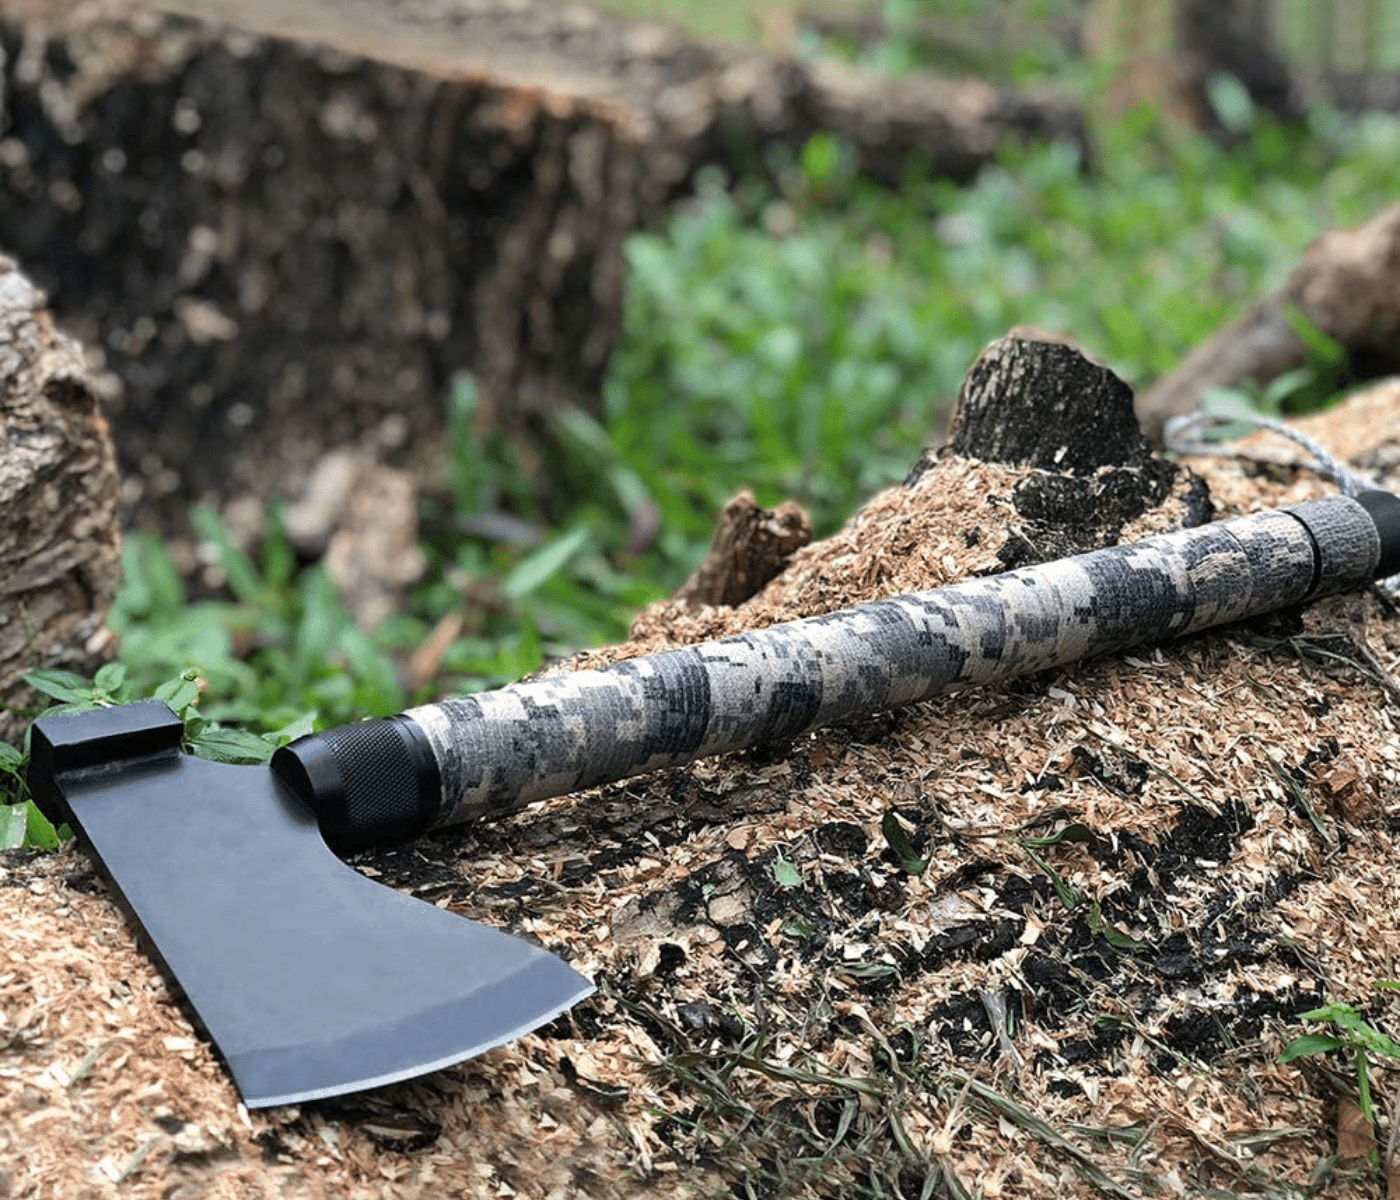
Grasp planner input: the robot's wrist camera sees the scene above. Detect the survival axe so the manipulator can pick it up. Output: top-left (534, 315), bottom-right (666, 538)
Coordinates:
top-left (26, 490), bottom-right (1400, 1108)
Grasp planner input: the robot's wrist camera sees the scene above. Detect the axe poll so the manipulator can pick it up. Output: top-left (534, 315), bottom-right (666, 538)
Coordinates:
top-left (27, 489), bottom-right (1400, 1108)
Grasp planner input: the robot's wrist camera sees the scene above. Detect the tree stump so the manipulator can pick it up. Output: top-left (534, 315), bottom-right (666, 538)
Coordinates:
top-left (0, 0), bottom-right (650, 538)
top-left (0, 0), bottom-right (1085, 542)
top-left (0, 257), bottom-right (120, 738)
top-left (672, 489), bottom-right (811, 610)
top-left (929, 335), bottom-right (1210, 565)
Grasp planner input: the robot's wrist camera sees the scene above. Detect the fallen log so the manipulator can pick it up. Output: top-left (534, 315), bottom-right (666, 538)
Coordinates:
top-left (0, 257), bottom-right (120, 740)
top-left (1137, 202), bottom-right (1400, 440)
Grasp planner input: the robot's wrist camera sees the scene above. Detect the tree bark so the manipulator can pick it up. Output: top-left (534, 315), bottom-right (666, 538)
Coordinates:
top-left (0, 257), bottom-right (120, 739)
top-left (1137, 204), bottom-right (1400, 440)
top-left (944, 336), bottom-right (1153, 474)
top-left (673, 490), bottom-right (811, 610)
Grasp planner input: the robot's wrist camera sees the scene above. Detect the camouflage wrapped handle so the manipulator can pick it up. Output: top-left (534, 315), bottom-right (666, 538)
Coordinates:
top-left (276, 493), bottom-right (1396, 852)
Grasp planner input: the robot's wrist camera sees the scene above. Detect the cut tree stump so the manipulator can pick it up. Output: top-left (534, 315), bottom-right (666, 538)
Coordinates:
top-left (0, 0), bottom-right (650, 539)
top-left (931, 335), bottom-right (1210, 565)
top-left (0, 0), bottom-right (1084, 542)
top-left (1137, 203), bottom-right (1400, 440)
top-left (0, 257), bottom-right (120, 739)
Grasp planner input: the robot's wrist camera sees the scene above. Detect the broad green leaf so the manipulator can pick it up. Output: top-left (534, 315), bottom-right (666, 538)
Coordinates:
top-left (1355, 1026), bottom-right (1400, 1060)
top-left (154, 673), bottom-right (201, 714)
top-left (268, 711), bottom-right (316, 746)
top-left (1279, 1033), bottom-right (1345, 1063)
top-left (191, 726), bottom-right (278, 765)
top-left (1326, 1008), bottom-right (1400, 1059)
top-left (1299, 1002), bottom-right (1355, 1022)
top-left (28, 700), bottom-right (100, 719)
top-left (0, 803), bottom-right (26, 850)
top-left (93, 662), bottom-right (128, 695)
top-left (800, 132), bottom-right (842, 189)
top-left (504, 526), bottom-right (591, 599)
top-left (24, 802), bottom-right (63, 851)
top-left (1205, 72), bottom-right (1254, 135)
top-left (24, 669), bottom-right (97, 704)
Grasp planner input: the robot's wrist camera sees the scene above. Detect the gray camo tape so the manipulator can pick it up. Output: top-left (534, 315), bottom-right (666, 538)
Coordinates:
top-left (407, 495), bottom-right (1379, 828)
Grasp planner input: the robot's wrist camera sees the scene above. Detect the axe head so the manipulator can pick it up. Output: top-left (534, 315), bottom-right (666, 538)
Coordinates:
top-left (27, 701), bottom-right (593, 1108)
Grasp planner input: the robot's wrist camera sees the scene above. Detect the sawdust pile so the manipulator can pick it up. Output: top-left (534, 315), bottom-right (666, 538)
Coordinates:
top-left (5, 380), bottom-right (1400, 1199)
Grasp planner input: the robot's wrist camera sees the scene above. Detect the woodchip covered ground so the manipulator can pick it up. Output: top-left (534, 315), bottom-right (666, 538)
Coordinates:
top-left (4, 382), bottom-right (1400, 1199)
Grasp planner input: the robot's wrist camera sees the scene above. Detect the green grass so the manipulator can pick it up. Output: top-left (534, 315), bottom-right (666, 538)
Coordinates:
top-left (591, 0), bottom-right (1084, 82)
top-left (601, 107), bottom-right (1399, 539)
top-left (588, 0), bottom-right (814, 43)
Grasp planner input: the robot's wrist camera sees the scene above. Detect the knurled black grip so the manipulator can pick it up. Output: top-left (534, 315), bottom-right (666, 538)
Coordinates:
top-left (271, 715), bottom-right (441, 853)
top-left (1357, 490), bottom-right (1400, 578)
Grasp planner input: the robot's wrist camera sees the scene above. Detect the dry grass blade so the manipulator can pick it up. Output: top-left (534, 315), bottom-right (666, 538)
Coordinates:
top-left (945, 1072), bottom-right (1139, 1200)
top-left (1247, 734), bottom-right (1336, 846)
top-left (1079, 722), bottom-right (1208, 806)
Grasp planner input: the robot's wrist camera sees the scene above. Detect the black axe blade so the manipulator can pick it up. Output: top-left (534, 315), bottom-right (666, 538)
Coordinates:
top-left (27, 701), bottom-right (593, 1109)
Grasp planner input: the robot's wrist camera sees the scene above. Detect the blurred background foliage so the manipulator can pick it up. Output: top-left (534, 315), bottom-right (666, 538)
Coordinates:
top-left (103, 0), bottom-right (1400, 734)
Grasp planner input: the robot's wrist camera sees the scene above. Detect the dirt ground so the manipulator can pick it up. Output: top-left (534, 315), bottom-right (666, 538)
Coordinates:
top-left (5, 380), bottom-right (1400, 1199)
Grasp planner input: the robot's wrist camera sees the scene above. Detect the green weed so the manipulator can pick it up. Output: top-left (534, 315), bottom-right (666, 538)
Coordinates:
top-left (606, 108), bottom-right (1400, 558)
top-left (112, 510), bottom-right (403, 731)
top-left (1279, 983), bottom-right (1400, 1172)
top-left (0, 664), bottom-right (313, 851)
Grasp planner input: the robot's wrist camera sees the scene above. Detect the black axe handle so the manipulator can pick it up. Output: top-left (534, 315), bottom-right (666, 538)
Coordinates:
top-left (272, 492), bottom-right (1400, 852)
